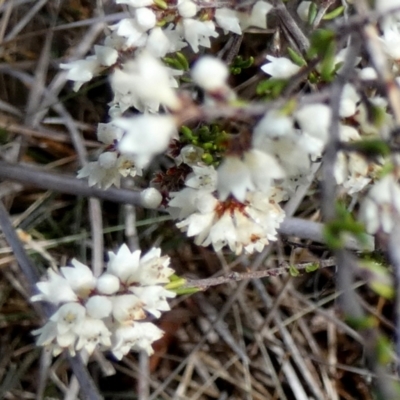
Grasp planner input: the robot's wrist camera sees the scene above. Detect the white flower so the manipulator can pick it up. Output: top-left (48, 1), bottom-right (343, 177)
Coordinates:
top-left (215, 8), bottom-right (242, 35)
top-left (49, 302), bottom-right (86, 335)
top-left (335, 152), bottom-right (371, 195)
top-left (60, 59), bottom-right (100, 91)
top-left (31, 269), bottom-right (77, 304)
top-left (173, 188), bottom-right (285, 254)
top-left (294, 104), bottom-right (331, 144)
top-left (177, 19), bottom-right (218, 53)
top-left (376, 0), bottom-right (400, 29)
top-left (339, 84), bottom-right (360, 118)
top-left (109, 18), bottom-right (147, 48)
top-left (111, 51), bottom-right (181, 112)
top-left (137, 247), bottom-right (174, 285)
top-left (77, 121), bottom-right (138, 189)
top-left (253, 110), bottom-right (294, 139)
top-left (216, 150), bottom-right (284, 201)
top-left (168, 187), bottom-right (199, 219)
top-left (178, 0), bottom-right (197, 18)
top-left (360, 174), bottom-right (400, 233)
top-left (261, 55), bottom-right (301, 79)
top-left (94, 45), bottom-right (118, 66)
top-left (146, 27), bottom-right (172, 58)
top-left (107, 244), bottom-right (174, 286)
top-left (97, 122), bottom-right (125, 144)
top-left (217, 156), bottom-right (255, 202)
top-left (381, 25), bottom-right (400, 60)
top-left (75, 318), bottom-right (112, 355)
top-left (111, 322), bottom-right (163, 359)
top-left (116, 114), bottom-right (177, 168)
top-left (130, 286), bottom-right (175, 318)
top-left (32, 244), bottom-right (175, 359)
top-left (112, 294), bottom-right (146, 322)
top-left (77, 153), bottom-right (138, 189)
top-left (253, 110), bottom-right (313, 176)
top-left (107, 244), bottom-right (141, 283)
top-left (185, 165), bottom-right (218, 191)
top-left (32, 321), bottom-right (58, 346)
top-left (238, 1), bottom-right (273, 30)
top-left (163, 24), bottom-right (188, 52)
top-left (191, 56), bottom-right (229, 92)
top-left (85, 296), bottom-right (113, 319)
top-left (176, 144), bottom-right (204, 166)
top-left (60, 259), bottom-right (96, 298)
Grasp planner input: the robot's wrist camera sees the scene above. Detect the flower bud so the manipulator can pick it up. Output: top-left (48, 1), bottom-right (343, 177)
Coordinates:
top-left (191, 56), bottom-right (229, 92)
top-left (96, 273), bottom-right (120, 294)
top-left (140, 188), bottom-right (163, 209)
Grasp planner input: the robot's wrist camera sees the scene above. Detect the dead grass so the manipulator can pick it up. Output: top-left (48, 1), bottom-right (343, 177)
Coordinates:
top-left (0, 1), bottom-right (396, 399)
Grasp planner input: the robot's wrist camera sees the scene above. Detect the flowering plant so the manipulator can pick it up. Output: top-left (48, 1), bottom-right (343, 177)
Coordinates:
top-left (4, 0), bottom-right (400, 398)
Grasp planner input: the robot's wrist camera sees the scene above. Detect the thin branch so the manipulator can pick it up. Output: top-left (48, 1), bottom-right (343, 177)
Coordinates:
top-left (0, 160), bottom-right (142, 205)
top-left (184, 258), bottom-right (335, 290)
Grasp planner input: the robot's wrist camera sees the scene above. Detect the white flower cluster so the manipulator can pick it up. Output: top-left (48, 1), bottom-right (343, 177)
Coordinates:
top-left (31, 245), bottom-right (175, 359)
top-left (77, 122), bottom-right (140, 189)
top-left (68, 0), bottom-right (274, 187)
top-left (168, 158), bottom-right (286, 254)
top-left (361, 174), bottom-right (400, 234)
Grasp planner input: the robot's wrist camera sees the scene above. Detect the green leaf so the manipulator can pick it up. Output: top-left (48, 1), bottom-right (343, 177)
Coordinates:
top-left (176, 52), bottom-right (189, 71)
top-left (308, 29), bottom-right (335, 59)
top-left (359, 261), bottom-right (394, 300)
top-left (307, 2), bottom-right (318, 25)
top-left (287, 47), bottom-right (307, 67)
top-left (348, 139), bottom-right (390, 158)
top-left (305, 263), bottom-right (320, 273)
top-left (376, 336), bottom-right (394, 364)
top-left (346, 315), bottom-right (377, 330)
top-left (289, 265), bottom-right (300, 277)
top-left (173, 286), bottom-right (202, 295)
top-left (153, 0), bottom-right (168, 9)
top-left (165, 277), bottom-right (187, 290)
top-left (256, 79), bottom-right (288, 98)
top-left (323, 5), bottom-right (344, 20)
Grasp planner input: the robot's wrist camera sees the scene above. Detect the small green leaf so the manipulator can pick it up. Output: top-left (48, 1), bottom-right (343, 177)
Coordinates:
top-left (359, 261), bottom-right (394, 300)
top-left (289, 265), bottom-right (300, 277)
top-left (287, 47), bottom-right (307, 67)
top-left (349, 139), bottom-right (390, 158)
top-left (323, 5), bottom-right (344, 20)
top-left (163, 56), bottom-right (183, 70)
top-left (308, 29), bottom-right (335, 59)
top-left (256, 79), bottom-right (288, 98)
top-left (165, 277), bottom-right (187, 290)
top-left (176, 52), bottom-right (189, 71)
top-left (376, 336), bottom-right (394, 364)
top-left (201, 153), bottom-right (214, 165)
top-left (153, 0), bottom-right (168, 9)
top-left (180, 125), bottom-right (194, 140)
top-left (173, 286), bottom-right (202, 295)
top-left (346, 315), bottom-right (377, 330)
top-left (307, 2), bottom-right (318, 25)
top-left (305, 263), bottom-right (320, 273)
